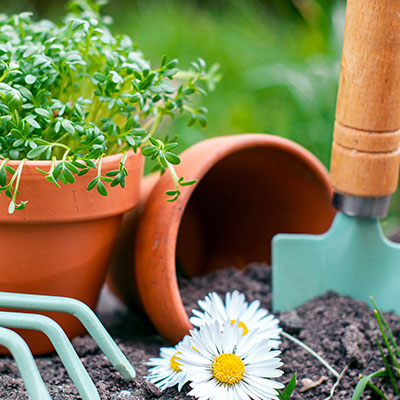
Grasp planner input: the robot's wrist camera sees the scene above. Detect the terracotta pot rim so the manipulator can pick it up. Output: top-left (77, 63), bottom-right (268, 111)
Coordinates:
top-left (6, 150), bottom-right (136, 171)
top-left (0, 149), bottom-right (143, 224)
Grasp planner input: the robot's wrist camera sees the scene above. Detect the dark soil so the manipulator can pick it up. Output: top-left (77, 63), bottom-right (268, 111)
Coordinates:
top-left (1, 264), bottom-right (400, 399)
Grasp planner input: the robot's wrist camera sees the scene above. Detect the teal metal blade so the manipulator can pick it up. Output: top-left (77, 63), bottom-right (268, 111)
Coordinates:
top-left (272, 212), bottom-right (400, 313)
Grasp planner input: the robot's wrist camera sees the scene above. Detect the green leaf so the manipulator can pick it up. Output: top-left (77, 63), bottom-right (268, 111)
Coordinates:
top-left (164, 142), bottom-right (178, 151)
top-left (165, 152), bottom-right (180, 165)
top-left (278, 373), bottom-right (296, 400)
top-left (27, 146), bottom-right (48, 159)
top-left (148, 137), bottom-right (160, 146)
top-left (87, 177), bottom-right (98, 191)
top-left (45, 175), bottom-right (61, 188)
top-left (106, 170), bottom-right (119, 177)
top-left (96, 180), bottom-right (108, 196)
top-left (15, 201), bottom-right (27, 210)
top-left (142, 146), bottom-right (158, 156)
top-left (125, 116), bottom-right (135, 132)
top-left (85, 160), bottom-right (97, 169)
top-left (9, 150), bottom-right (19, 159)
top-left (70, 19), bottom-right (84, 31)
top-left (163, 68), bottom-right (179, 78)
top-left (53, 163), bottom-right (62, 180)
top-left (13, 139), bottom-right (24, 147)
top-left (5, 88), bottom-right (23, 109)
top-left (35, 108), bottom-right (51, 119)
top-left (110, 71), bottom-right (123, 84)
top-left (166, 189), bottom-right (179, 202)
top-left (351, 370), bottom-right (387, 400)
top-left (63, 168), bottom-right (75, 184)
top-left (352, 376), bottom-right (370, 400)
top-left (64, 162), bottom-right (79, 174)
top-left (0, 167), bottom-right (7, 186)
top-left (132, 128), bottom-right (146, 135)
top-left (24, 116), bottom-right (40, 129)
top-left (25, 74), bottom-right (36, 84)
top-left (178, 177), bottom-right (197, 186)
top-left (93, 72), bottom-right (106, 82)
top-left (61, 119), bottom-right (75, 134)
top-left (10, 129), bottom-right (23, 138)
top-left (77, 168), bottom-right (90, 176)
top-left (8, 200), bottom-right (15, 214)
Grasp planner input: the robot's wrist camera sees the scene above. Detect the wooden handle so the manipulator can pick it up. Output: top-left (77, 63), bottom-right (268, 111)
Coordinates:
top-left (330, 0), bottom-right (400, 197)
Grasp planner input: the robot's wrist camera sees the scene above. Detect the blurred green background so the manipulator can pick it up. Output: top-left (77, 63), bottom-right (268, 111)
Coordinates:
top-left (1, 0), bottom-right (399, 230)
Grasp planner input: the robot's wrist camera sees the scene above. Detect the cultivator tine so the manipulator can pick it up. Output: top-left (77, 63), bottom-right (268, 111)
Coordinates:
top-left (0, 311), bottom-right (100, 400)
top-left (0, 327), bottom-right (51, 400)
top-left (0, 291), bottom-right (135, 380)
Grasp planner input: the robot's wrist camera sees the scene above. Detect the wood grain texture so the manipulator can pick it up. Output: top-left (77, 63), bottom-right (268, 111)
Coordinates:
top-left (331, 142), bottom-right (400, 197)
top-left (330, 0), bottom-right (400, 197)
top-left (333, 122), bottom-right (400, 153)
top-left (335, 0), bottom-right (400, 131)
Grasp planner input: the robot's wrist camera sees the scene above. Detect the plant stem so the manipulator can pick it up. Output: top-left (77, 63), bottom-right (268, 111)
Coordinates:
top-left (96, 155), bottom-right (103, 179)
top-left (167, 161), bottom-right (180, 191)
top-left (142, 113), bottom-right (163, 143)
top-left (282, 331), bottom-right (339, 378)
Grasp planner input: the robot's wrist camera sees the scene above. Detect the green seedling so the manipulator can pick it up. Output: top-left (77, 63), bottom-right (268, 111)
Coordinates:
top-left (278, 372), bottom-right (297, 400)
top-left (351, 297), bottom-right (400, 400)
top-left (0, 0), bottom-right (219, 213)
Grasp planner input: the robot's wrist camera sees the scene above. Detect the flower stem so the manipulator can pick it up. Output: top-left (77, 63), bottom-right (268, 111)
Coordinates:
top-left (281, 331), bottom-right (339, 378)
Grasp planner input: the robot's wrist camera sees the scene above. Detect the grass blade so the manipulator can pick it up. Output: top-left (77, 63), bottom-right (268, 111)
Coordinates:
top-left (370, 296), bottom-right (400, 359)
top-left (351, 369), bottom-right (387, 400)
top-left (278, 372), bottom-right (296, 400)
top-left (376, 338), bottom-right (398, 394)
top-left (374, 309), bottom-right (400, 371)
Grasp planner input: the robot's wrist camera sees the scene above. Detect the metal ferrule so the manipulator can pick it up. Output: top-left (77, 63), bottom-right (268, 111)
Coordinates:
top-left (333, 192), bottom-right (391, 219)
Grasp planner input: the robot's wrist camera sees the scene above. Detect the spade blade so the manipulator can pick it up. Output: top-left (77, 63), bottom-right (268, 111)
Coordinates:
top-left (272, 212), bottom-right (400, 314)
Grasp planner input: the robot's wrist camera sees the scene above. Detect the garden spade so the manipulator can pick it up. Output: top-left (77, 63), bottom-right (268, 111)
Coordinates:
top-left (272, 0), bottom-right (400, 313)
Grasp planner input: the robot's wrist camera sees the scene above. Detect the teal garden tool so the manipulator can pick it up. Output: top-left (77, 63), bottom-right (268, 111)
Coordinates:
top-left (0, 327), bottom-right (51, 400)
top-left (272, 0), bottom-right (400, 313)
top-left (0, 292), bottom-right (136, 400)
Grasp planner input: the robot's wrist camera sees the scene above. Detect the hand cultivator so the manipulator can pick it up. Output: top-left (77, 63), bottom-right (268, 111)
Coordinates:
top-left (272, 0), bottom-right (400, 314)
top-left (0, 291), bottom-right (136, 400)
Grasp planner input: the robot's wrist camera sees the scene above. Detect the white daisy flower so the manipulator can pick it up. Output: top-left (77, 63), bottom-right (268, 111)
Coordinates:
top-left (190, 290), bottom-right (282, 347)
top-left (179, 320), bottom-right (284, 400)
top-left (145, 336), bottom-right (190, 391)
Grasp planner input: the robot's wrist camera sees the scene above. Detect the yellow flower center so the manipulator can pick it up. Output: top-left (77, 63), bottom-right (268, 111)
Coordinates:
top-left (231, 319), bottom-right (249, 336)
top-left (212, 353), bottom-right (245, 385)
top-left (170, 353), bottom-right (182, 372)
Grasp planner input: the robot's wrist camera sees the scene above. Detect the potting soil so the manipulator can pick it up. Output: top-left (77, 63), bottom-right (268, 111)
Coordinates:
top-left (0, 264), bottom-right (399, 399)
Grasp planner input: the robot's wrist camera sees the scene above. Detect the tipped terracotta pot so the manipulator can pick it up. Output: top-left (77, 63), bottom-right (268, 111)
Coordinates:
top-left (108, 134), bottom-right (335, 344)
top-left (0, 150), bottom-right (143, 355)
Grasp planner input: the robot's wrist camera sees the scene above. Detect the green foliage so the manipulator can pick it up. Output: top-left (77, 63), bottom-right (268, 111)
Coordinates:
top-left (109, 0), bottom-right (400, 227)
top-left (278, 372), bottom-right (297, 399)
top-left (351, 297), bottom-right (400, 400)
top-left (0, 0), bottom-right (219, 213)
top-left (108, 0), bottom-right (344, 166)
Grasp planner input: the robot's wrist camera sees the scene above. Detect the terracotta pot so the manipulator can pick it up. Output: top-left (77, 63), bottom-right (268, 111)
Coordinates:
top-left (109, 134), bottom-right (335, 344)
top-left (0, 150), bottom-right (143, 355)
